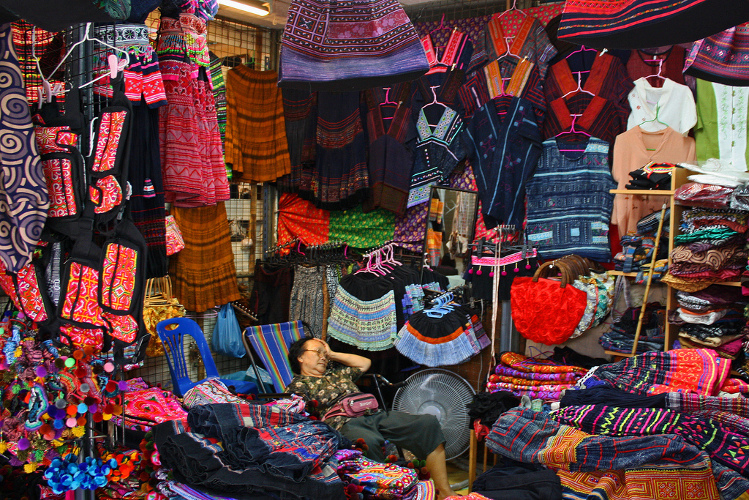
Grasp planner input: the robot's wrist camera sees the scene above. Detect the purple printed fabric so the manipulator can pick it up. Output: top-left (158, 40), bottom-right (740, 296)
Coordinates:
top-left (0, 24), bottom-right (49, 273)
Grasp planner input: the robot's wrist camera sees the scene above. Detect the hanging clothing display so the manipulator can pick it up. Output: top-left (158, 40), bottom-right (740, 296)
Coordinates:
top-left (0, 23), bottom-right (49, 274)
top-left (362, 83), bottom-right (414, 216)
top-left (526, 138), bottom-right (616, 261)
top-left (225, 66), bottom-right (291, 183)
top-left (278, 88), bottom-right (316, 193)
top-left (209, 52), bottom-right (227, 145)
top-left (626, 46), bottom-right (689, 88)
top-left (408, 82), bottom-right (468, 208)
top-left (278, 0), bottom-right (428, 91)
top-left (465, 95), bottom-right (542, 229)
top-left (156, 12), bottom-right (229, 207)
top-left (92, 24), bottom-right (168, 108)
top-left (611, 128), bottom-right (696, 233)
top-left (481, 15), bottom-right (558, 79)
top-left (169, 202), bottom-right (241, 313)
top-left (127, 104), bottom-right (168, 279)
top-left (685, 22), bottom-right (749, 86)
top-left (556, 0), bottom-right (749, 50)
top-left (694, 78), bottom-right (749, 172)
top-left (542, 51), bottom-right (632, 142)
top-left (249, 260), bottom-right (293, 325)
top-left (300, 91), bottom-right (369, 210)
top-left (289, 265), bottom-right (326, 338)
top-left (627, 78), bottom-right (697, 135)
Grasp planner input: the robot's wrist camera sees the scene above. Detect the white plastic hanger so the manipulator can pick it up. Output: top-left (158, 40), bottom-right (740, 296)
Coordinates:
top-left (40, 23), bottom-right (130, 92)
top-left (562, 72), bottom-right (595, 99)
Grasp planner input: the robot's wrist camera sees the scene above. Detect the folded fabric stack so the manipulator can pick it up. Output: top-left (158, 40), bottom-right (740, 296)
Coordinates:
top-left (335, 449), bottom-right (420, 500)
top-left (671, 287), bottom-right (748, 361)
top-left (613, 231), bottom-right (668, 275)
top-left (625, 162), bottom-right (672, 190)
top-left (675, 181), bottom-right (735, 208)
top-left (111, 377), bottom-right (188, 432)
top-left (663, 208), bottom-right (748, 290)
top-left (599, 302), bottom-right (666, 354)
top-left (486, 352), bottom-right (587, 401)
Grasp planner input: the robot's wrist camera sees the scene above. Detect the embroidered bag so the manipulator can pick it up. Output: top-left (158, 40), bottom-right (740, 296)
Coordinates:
top-left (165, 214), bottom-right (184, 255)
top-left (323, 392), bottom-right (379, 420)
top-left (58, 235), bottom-right (106, 330)
top-left (99, 218), bottom-right (148, 359)
top-left (33, 89), bottom-right (86, 233)
top-left (87, 74), bottom-right (132, 226)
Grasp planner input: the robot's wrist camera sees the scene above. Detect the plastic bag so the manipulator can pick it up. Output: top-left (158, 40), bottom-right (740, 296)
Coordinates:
top-left (212, 303), bottom-right (246, 358)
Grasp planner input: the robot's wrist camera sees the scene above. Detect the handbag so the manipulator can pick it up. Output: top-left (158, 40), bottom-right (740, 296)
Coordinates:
top-left (165, 214), bottom-right (184, 256)
top-left (211, 303), bottom-right (246, 358)
top-left (278, 0), bottom-right (429, 91)
top-left (323, 392), bottom-right (379, 420)
top-left (143, 275), bottom-right (185, 357)
top-left (510, 260), bottom-right (588, 345)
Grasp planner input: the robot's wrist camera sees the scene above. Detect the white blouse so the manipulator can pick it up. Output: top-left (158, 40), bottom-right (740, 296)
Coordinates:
top-left (627, 77), bottom-right (697, 135)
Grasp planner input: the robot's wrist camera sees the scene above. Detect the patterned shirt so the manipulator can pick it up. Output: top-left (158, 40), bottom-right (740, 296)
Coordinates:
top-left (285, 364), bottom-right (375, 430)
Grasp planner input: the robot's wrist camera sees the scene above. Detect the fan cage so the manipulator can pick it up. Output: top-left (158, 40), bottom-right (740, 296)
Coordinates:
top-left (392, 368), bottom-right (476, 459)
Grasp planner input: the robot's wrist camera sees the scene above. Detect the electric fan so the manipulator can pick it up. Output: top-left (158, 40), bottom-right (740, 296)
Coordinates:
top-left (392, 368), bottom-right (476, 459)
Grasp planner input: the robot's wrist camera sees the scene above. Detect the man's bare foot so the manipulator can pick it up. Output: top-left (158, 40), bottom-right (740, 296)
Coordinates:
top-left (436, 488), bottom-right (457, 500)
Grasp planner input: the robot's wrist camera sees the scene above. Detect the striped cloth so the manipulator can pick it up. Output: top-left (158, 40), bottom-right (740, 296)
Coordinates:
top-left (525, 138), bottom-right (616, 261)
top-left (488, 407), bottom-right (732, 500)
top-left (245, 321), bottom-right (304, 393)
top-left (225, 66), bottom-right (290, 183)
top-left (557, 0), bottom-right (749, 50)
top-left (685, 23), bottom-right (749, 86)
top-left (169, 202), bottom-right (240, 313)
top-left (582, 348), bottom-right (732, 396)
top-left (209, 52), bottom-right (227, 147)
top-left (553, 404), bottom-right (749, 477)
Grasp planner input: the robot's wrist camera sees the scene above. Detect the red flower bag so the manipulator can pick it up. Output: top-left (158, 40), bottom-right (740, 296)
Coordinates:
top-left (510, 260), bottom-right (588, 345)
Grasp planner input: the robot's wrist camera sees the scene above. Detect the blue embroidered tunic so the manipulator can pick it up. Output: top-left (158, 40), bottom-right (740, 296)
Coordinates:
top-left (525, 137), bottom-right (616, 262)
top-left (465, 95), bottom-right (542, 229)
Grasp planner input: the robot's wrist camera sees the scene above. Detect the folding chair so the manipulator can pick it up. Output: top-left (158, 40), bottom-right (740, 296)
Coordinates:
top-left (242, 320), bottom-right (305, 394)
top-left (156, 317), bottom-right (258, 397)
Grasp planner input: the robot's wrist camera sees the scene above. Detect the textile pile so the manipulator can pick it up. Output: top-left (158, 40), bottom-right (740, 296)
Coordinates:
top-left (484, 349), bottom-right (749, 500)
top-left (663, 207), bottom-right (748, 290)
top-left (485, 352), bottom-right (587, 401)
top-left (599, 301), bottom-right (666, 354)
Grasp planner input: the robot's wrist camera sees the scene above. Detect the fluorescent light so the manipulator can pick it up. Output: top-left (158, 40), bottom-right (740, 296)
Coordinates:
top-left (218, 0), bottom-right (270, 16)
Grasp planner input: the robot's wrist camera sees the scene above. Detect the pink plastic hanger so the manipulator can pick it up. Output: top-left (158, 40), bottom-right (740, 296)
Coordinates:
top-left (556, 114), bottom-right (591, 152)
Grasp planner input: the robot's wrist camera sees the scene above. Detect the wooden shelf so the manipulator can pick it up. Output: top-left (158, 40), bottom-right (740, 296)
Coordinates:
top-left (604, 350), bottom-right (635, 358)
top-left (609, 189), bottom-right (674, 195)
top-left (608, 271), bottom-right (637, 277)
top-left (717, 281), bottom-right (743, 287)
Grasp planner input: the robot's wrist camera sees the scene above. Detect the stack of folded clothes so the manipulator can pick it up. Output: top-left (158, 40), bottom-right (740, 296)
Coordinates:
top-left (625, 162), bottom-right (673, 190)
top-left (599, 302), bottom-right (666, 354)
top-left (614, 208), bottom-right (670, 275)
top-left (485, 352), bottom-right (587, 402)
top-left (663, 207), bottom-right (748, 290)
top-left (671, 287), bottom-right (748, 362)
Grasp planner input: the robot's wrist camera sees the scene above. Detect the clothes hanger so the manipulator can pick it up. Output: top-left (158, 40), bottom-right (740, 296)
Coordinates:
top-left (640, 103), bottom-right (669, 128)
top-left (556, 114), bottom-right (591, 152)
top-left (566, 44), bottom-right (597, 59)
top-left (497, 0), bottom-right (527, 20)
top-left (45, 23), bottom-right (130, 88)
top-left (645, 58), bottom-right (666, 83)
top-left (561, 71), bottom-right (595, 100)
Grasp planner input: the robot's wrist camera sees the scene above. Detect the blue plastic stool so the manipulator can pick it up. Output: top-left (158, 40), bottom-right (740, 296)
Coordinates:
top-left (156, 317), bottom-right (257, 397)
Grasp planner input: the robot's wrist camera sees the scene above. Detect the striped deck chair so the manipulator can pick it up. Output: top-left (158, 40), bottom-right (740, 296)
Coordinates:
top-left (242, 321), bottom-right (305, 394)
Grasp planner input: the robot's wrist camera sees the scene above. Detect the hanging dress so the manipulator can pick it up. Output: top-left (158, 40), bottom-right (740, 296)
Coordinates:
top-left (300, 91), bottom-right (369, 210)
top-left (362, 83), bottom-right (414, 216)
top-left (465, 95), bottom-right (542, 229)
top-left (157, 12), bottom-right (228, 207)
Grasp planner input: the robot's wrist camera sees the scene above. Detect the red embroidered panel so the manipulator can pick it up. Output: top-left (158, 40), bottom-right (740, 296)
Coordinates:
top-left (103, 312), bottom-right (138, 343)
top-left (16, 262), bottom-right (47, 322)
top-left (35, 125), bottom-right (77, 154)
top-left (89, 175), bottom-right (123, 214)
top-left (43, 158), bottom-right (77, 217)
top-left (92, 110), bottom-right (127, 172)
top-left (101, 243), bottom-right (137, 311)
top-left (61, 262), bottom-right (105, 326)
top-left (60, 323), bottom-right (103, 351)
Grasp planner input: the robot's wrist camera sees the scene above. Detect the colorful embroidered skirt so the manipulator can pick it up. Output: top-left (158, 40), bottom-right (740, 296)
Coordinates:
top-left (278, 0), bottom-right (428, 91)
